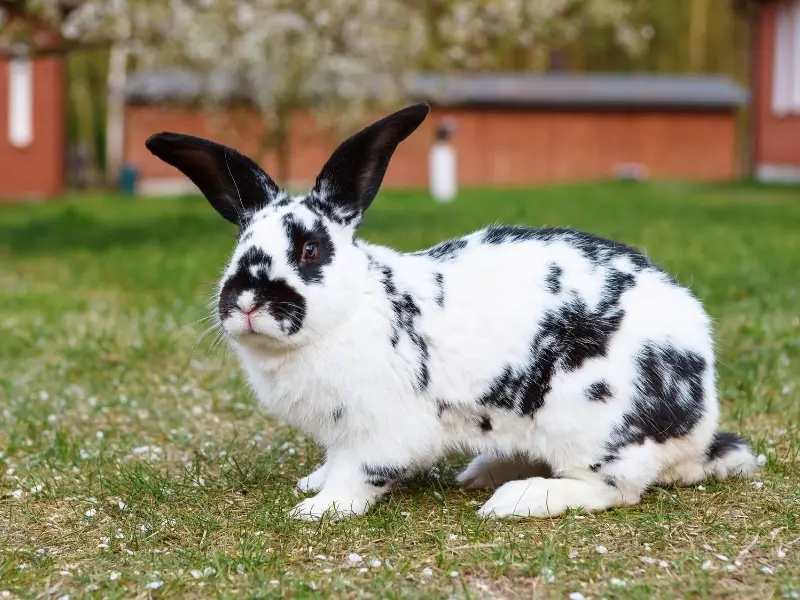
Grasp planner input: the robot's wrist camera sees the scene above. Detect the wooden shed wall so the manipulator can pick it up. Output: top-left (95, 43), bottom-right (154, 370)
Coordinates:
top-left (0, 57), bottom-right (66, 200)
top-left (125, 104), bottom-right (739, 192)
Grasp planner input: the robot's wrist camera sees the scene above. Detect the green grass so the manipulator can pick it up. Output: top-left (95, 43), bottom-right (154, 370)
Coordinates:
top-left (1, 182), bottom-right (799, 599)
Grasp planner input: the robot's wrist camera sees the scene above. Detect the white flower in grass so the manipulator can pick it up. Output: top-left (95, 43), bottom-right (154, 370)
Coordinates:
top-left (109, 571), bottom-right (121, 580)
top-left (540, 567), bottom-right (555, 582)
top-left (610, 578), bottom-right (627, 587)
top-left (347, 553), bottom-right (362, 564)
top-left (190, 570), bottom-right (203, 579)
top-left (84, 508), bottom-right (97, 517)
top-left (11, 489), bottom-right (23, 500)
top-left (701, 560), bottom-right (713, 571)
top-left (421, 567), bottom-right (433, 576)
top-left (569, 593), bottom-right (586, 600)
top-left (596, 545), bottom-right (608, 554)
top-left (147, 580), bottom-right (163, 589)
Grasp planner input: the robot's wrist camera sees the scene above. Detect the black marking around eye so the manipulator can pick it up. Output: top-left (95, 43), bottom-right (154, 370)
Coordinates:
top-left (375, 262), bottom-right (430, 394)
top-left (415, 238), bottom-right (468, 261)
top-left (545, 263), bottom-right (562, 294)
top-left (586, 380), bottom-right (612, 403)
top-left (606, 342), bottom-right (707, 455)
top-left (477, 267), bottom-right (634, 417)
top-left (282, 214), bottom-right (335, 284)
top-left (434, 272), bottom-right (445, 308)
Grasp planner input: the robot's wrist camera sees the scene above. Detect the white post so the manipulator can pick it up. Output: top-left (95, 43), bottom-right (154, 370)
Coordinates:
top-left (429, 118), bottom-right (457, 203)
top-left (8, 46), bottom-right (33, 148)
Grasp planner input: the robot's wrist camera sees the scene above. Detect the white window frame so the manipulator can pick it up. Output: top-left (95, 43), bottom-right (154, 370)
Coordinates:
top-left (773, 0), bottom-right (800, 115)
top-left (7, 51), bottom-right (34, 147)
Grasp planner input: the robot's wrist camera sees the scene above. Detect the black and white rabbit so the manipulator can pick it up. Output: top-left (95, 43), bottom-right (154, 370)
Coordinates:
top-left (146, 103), bottom-right (759, 520)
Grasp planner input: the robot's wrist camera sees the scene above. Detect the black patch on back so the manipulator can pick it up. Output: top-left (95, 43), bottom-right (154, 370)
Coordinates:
top-left (545, 263), bottom-right (563, 294)
top-left (332, 406), bottom-right (345, 423)
top-left (706, 432), bottom-right (745, 461)
top-left (415, 238), bottom-right (468, 261)
top-left (433, 272), bottom-right (445, 308)
top-left (478, 415), bottom-right (493, 433)
top-left (282, 214), bottom-right (335, 284)
top-left (376, 262), bottom-right (430, 394)
top-left (477, 267), bottom-right (634, 416)
top-left (362, 464), bottom-right (407, 487)
top-left (218, 247), bottom-right (308, 335)
top-left (586, 380), bottom-right (612, 403)
top-left (478, 225), bottom-right (668, 280)
top-left (607, 342), bottom-right (707, 454)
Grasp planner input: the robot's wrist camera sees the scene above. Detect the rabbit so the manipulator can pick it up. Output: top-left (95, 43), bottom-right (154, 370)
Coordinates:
top-left (145, 102), bottom-right (760, 520)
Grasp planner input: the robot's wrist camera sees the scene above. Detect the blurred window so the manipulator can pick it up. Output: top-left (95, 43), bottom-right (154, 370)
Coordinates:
top-left (773, 0), bottom-right (800, 115)
top-left (7, 53), bottom-right (34, 147)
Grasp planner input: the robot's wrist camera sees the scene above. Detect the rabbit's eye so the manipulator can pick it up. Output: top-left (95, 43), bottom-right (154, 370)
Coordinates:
top-left (301, 241), bottom-right (319, 262)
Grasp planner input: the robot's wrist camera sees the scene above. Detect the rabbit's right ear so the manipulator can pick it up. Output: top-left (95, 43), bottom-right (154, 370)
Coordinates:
top-left (145, 133), bottom-right (281, 226)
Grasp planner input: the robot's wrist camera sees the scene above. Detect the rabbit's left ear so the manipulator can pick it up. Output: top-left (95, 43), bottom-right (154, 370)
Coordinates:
top-left (313, 103), bottom-right (430, 226)
top-left (145, 133), bottom-right (281, 226)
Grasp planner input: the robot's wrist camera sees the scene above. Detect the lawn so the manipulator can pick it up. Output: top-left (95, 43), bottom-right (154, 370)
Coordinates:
top-left (0, 182), bottom-right (798, 599)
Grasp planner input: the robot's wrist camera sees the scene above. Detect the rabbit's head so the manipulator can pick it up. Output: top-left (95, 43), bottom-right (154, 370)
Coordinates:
top-left (146, 103), bottom-right (429, 347)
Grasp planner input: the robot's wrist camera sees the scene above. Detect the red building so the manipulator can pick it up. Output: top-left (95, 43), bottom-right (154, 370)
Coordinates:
top-left (738, 0), bottom-right (800, 181)
top-left (125, 71), bottom-right (748, 194)
top-left (0, 0), bottom-right (79, 200)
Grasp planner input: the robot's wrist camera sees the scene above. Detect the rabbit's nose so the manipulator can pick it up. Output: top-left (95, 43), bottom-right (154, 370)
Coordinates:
top-left (236, 290), bottom-right (259, 314)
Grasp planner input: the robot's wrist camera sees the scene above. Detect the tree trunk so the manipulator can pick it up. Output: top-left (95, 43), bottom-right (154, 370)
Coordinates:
top-left (105, 39), bottom-right (129, 187)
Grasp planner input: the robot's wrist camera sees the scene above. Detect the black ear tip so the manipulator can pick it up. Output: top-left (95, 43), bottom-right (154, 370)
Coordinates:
top-left (145, 132), bottom-right (178, 155)
top-left (408, 102), bottom-right (431, 119)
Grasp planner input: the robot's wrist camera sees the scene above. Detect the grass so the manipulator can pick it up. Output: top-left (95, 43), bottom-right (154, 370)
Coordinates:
top-left (0, 181), bottom-right (798, 599)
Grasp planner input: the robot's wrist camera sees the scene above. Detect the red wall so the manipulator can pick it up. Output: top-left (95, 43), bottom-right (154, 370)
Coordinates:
top-left (0, 57), bottom-right (66, 200)
top-left (125, 104), bottom-right (740, 191)
top-left (754, 1), bottom-right (800, 168)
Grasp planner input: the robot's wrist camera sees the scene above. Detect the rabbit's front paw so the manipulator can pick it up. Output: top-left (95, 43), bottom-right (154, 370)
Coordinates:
top-left (297, 463), bottom-right (328, 493)
top-left (289, 492), bottom-right (372, 521)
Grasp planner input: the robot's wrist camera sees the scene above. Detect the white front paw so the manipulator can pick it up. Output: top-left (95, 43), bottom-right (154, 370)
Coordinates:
top-left (289, 493), bottom-right (372, 521)
top-left (297, 465), bottom-right (327, 493)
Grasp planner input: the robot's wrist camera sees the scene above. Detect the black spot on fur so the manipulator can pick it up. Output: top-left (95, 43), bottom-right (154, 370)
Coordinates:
top-left (479, 272), bottom-right (631, 416)
top-left (545, 263), bottom-right (563, 294)
top-left (415, 238), bottom-right (468, 261)
top-left (332, 406), bottom-right (345, 423)
top-left (434, 272), bottom-right (445, 308)
top-left (589, 463), bottom-right (601, 472)
top-left (362, 464), bottom-right (407, 487)
top-left (218, 247), bottom-right (307, 335)
top-left (282, 214), bottom-right (335, 284)
top-left (303, 194), bottom-right (360, 227)
top-left (603, 476), bottom-right (617, 488)
top-left (478, 415), bottom-right (493, 433)
top-left (376, 263), bottom-right (430, 394)
top-left (586, 380), bottom-right (612, 403)
top-left (706, 432), bottom-right (746, 461)
top-left (436, 399), bottom-right (451, 418)
top-left (607, 342), bottom-right (707, 453)
top-left (239, 230), bottom-right (254, 244)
